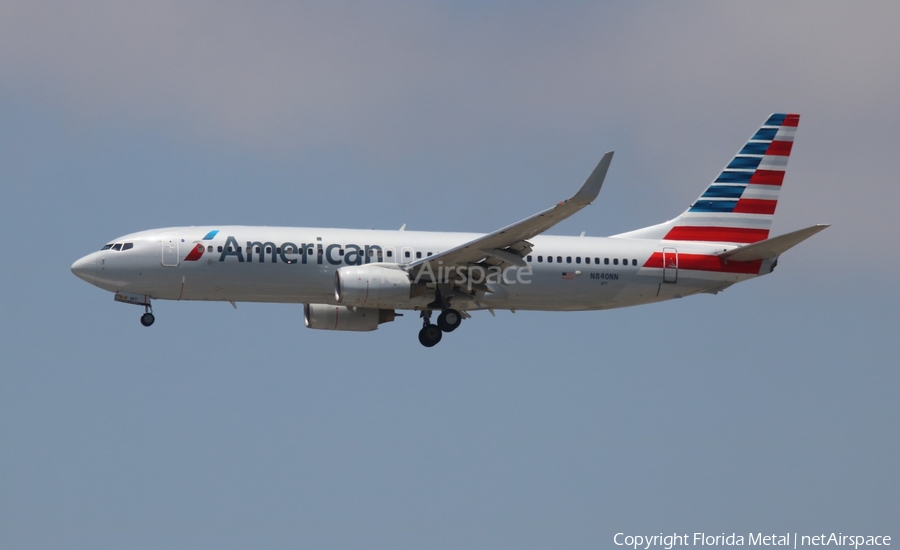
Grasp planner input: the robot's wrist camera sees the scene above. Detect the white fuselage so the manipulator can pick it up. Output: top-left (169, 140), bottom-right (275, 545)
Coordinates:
top-left (71, 225), bottom-right (768, 312)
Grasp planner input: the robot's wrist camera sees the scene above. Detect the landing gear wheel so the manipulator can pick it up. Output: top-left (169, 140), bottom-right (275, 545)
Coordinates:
top-left (437, 309), bottom-right (462, 332)
top-left (418, 324), bottom-right (443, 347)
top-left (140, 313), bottom-right (155, 327)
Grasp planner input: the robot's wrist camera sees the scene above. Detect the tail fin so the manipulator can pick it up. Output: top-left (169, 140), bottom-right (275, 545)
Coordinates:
top-left (614, 113), bottom-right (799, 244)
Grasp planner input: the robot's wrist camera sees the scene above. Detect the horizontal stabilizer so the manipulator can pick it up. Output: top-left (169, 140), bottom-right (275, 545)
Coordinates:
top-left (718, 224), bottom-right (829, 262)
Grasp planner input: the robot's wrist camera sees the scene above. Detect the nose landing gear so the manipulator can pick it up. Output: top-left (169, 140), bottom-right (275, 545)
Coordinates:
top-left (140, 303), bottom-right (155, 327)
top-left (113, 292), bottom-right (156, 327)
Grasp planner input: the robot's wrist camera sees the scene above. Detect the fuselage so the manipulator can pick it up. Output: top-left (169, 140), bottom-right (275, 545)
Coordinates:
top-left (70, 225), bottom-right (769, 312)
top-left (68, 114), bottom-right (819, 347)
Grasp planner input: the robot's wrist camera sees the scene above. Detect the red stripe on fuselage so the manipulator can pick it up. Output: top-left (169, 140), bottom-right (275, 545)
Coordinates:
top-left (643, 252), bottom-right (762, 274)
top-left (663, 226), bottom-right (769, 243)
top-left (734, 198), bottom-right (777, 215)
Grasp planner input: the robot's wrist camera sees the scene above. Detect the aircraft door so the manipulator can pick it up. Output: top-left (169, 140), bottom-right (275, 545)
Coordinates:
top-left (662, 247), bottom-right (677, 283)
top-left (161, 231), bottom-right (179, 267)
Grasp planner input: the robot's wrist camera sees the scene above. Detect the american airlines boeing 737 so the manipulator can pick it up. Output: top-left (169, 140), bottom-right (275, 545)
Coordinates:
top-left (71, 114), bottom-right (827, 347)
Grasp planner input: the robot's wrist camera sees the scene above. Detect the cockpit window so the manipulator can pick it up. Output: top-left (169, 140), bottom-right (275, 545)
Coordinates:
top-left (122, 243), bottom-right (133, 251)
top-left (101, 244), bottom-right (113, 250)
top-left (112, 243), bottom-right (123, 251)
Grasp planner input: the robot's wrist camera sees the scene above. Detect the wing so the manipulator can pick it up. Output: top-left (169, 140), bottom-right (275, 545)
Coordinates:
top-left (406, 151), bottom-right (614, 275)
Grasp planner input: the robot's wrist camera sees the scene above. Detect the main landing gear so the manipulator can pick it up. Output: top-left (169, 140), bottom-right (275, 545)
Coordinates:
top-left (437, 309), bottom-right (462, 332)
top-left (418, 322), bottom-right (442, 347)
top-left (417, 308), bottom-right (463, 347)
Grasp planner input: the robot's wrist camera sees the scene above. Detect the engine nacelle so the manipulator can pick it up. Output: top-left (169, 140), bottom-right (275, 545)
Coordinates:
top-left (304, 304), bottom-right (396, 332)
top-left (334, 265), bottom-right (418, 308)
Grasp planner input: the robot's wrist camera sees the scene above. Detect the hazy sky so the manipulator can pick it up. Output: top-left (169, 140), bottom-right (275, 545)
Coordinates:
top-left (1, 2), bottom-right (897, 549)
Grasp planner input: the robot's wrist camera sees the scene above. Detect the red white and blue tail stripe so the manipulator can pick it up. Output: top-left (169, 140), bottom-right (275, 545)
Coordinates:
top-left (662, 113), bottom-right (799, 244)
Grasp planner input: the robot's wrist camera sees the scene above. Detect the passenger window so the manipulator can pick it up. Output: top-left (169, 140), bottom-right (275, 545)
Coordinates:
top-left (613, 259), bottom-right (618, 265)
top-left (594, 258), bottom-right (600, 264)
top-left (575, 257), bottom-right (581, 264)
top-left (112, 243), bottom-right (122, 251)
top-left (122, 243), bottom-right (134, 251)
top-left (427, 252), bottom-right (432, 257)
top-left (387, 250), bottom-right (393, 257)
top-left (207, 246), bottom-right (213, 253)
top-left (547, 256), bottom-right (553, 263)
top-left (227, 246), bottom-right (233, 252)
top-left (557, 256), bottom-right (562, 263)
top-left (218, 246), bottom-right (223, 252)
top-left (537, 255), bottom-right (543, 262)
top-left (340, 249), bottom-right (345, 256)
top-left (527, 255), bottom-right (533, 262)
top-left (566, 256), bottom-right (572, 263)
top-left (632, 259), bottom-right (637, 266)
top-left (255, 246), bottom-right (261, 253)
top-left (405, 251), bottom-right (411, 258)
top-left (101, 244), bottom-right (112, 251)
top-left (604, 258), bottom-right (609, 265)
top-left (416, 251), bottom-right (422, 259)
top-left (276, 247), bottom-right (281, 254)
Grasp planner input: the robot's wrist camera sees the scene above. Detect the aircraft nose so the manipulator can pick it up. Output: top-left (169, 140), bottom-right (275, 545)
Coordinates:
top-left (71, 254), bottom-right (97, 283)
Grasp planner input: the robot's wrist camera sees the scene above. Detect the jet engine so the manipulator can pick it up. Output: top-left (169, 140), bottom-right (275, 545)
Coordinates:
top-left (304, 304), bottom-right (396, 331)
top-left (334, 265), bottom-right (421, 308)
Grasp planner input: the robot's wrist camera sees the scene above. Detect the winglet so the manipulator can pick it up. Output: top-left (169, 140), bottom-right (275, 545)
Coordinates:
top-left (571, 151), bottom-right (614, 205)
top-left (718, 224), bottom-right (829, 262)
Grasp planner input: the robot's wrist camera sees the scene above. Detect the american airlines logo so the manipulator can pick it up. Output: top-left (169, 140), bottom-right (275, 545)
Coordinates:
top-left (187, 233), bottom-right (537, 288)
top-left (182, 229), bottom-right (219, 262)
top-left (183, 231), bottom-right (385, 266)
top-left (201, 235), bottom-right (393, 266)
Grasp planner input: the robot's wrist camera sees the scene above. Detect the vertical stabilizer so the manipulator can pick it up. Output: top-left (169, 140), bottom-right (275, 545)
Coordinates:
top-left (614, 113), bottom-right (799, 243)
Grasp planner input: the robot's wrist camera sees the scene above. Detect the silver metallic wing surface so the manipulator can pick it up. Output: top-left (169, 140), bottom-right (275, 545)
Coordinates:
top-left (406, 151), bottom-right (614, 273)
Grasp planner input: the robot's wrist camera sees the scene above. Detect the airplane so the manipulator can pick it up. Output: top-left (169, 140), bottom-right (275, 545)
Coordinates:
top-left (71, 113), bottom-right (827, 347)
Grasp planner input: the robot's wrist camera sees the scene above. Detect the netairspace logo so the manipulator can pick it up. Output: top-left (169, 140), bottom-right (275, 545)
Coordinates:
top-left (613, 532), bottom-right (891, 550)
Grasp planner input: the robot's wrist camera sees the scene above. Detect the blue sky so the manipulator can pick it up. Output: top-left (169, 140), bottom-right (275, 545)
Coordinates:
top-left (1, 2), bottom-right (897, 549)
